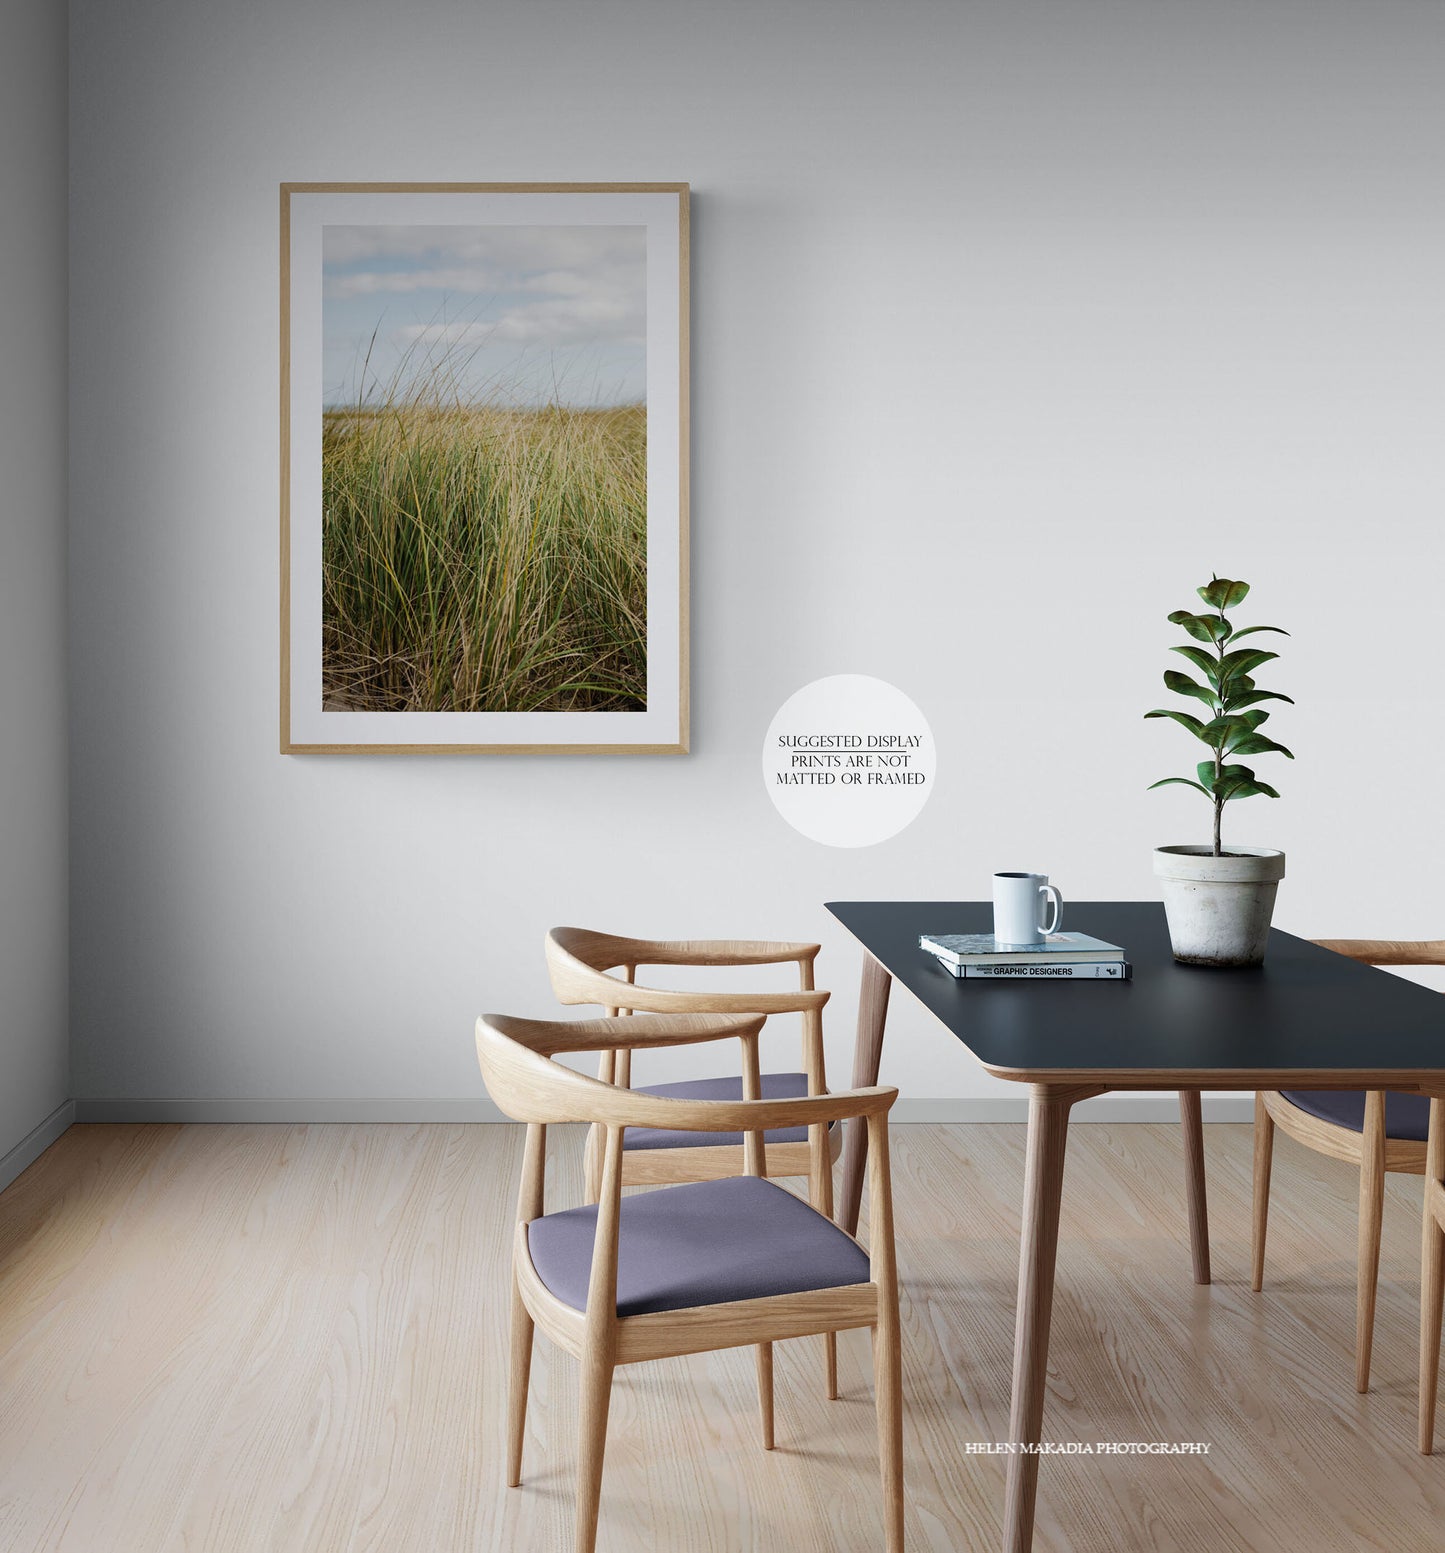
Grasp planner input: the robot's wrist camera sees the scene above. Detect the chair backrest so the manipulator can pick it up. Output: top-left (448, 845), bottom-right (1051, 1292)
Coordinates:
top-left (476, 1012), bottom-right (891, 1135)
top-left (1314, 939), bottom-right (1445, 968)
top-left (548, 926), bottom-right (822, 973)
top-left (545, 926), bottom-right (829, 1016)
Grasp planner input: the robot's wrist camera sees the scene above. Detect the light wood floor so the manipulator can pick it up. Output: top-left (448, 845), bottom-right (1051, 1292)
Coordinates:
top-left (0, 1122), bottom-right (1441, 1552)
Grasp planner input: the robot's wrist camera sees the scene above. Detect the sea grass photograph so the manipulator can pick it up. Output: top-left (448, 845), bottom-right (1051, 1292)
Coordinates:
top-left (320, 223), bottom-right (648, 714)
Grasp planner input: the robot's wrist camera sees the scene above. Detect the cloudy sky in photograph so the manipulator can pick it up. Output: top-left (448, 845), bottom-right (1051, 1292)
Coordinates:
top-left (322, 225), bottom-right (647, 408)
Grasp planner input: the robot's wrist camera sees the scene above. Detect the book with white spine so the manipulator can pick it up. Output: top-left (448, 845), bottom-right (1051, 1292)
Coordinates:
top-left (931, 957), bottom-right (1131, 981)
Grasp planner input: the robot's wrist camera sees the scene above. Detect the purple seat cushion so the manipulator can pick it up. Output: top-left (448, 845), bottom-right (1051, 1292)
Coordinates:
top-left (527, 1175), bottom-right (871, 1317)
top-left (1280, 1089), bottom-right (1431, 1143)
top-left (624, 1070), bottom-right (822, 1151)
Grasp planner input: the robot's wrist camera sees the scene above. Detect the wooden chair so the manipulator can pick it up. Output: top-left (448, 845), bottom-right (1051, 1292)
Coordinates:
top-left (1252, 937), bottom-right (1443, 1394)
top-left (475, 1009), bottom-right (904, 1553)
top-left (546, 926), bottom-right (850, 1396)
top-left (545, 928), bottom-right (836, 1195)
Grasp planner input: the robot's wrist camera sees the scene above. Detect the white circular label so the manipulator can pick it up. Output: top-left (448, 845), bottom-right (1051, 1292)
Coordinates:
top-left (762, 675), bottom-right (936, 847)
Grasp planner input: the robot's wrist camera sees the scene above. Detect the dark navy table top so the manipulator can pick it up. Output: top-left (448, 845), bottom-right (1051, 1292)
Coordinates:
top-left (825, 902), bottom-right (1445, 1086)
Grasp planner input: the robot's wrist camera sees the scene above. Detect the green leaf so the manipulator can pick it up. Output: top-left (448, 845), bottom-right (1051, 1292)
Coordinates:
top-left (1145, 708), bottom-right (1207, 739)
top-left (1148, 777), bottom-right (1213, 798)
top-left (1168, 610), bottom-right (1230, 644)
top-left (1163, 669), bottom-right (1220, 709)
top-left (1217, 777), bottom-right (1281, 802)
top-left (1227, 625), bottom-right (1289, 642)
top-left (1198, 761), bottom-right (1254, 794)
top-left (1224, 731), bottom-right (1294, 759)
top-left (1224, 687), bottom-right (1295, 711)
top-left (1171, 644), bottom-right (1220, 683)
top-left (1198, 577), bottom-right (1250, 610)
top-left (1207, 709), bottom-right (1271, 736)
top-left (1200, 715), bottom-right (1244, 746)
top-left (1219, 648), bottom-right (1279, 681)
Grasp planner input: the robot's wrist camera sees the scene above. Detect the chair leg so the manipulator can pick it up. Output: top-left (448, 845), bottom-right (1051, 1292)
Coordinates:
top-left (575, 1347), bottom-right (615, 1553)
top-left (583, 1123), bottom-right (603, 1205)
top-left (1356, 1091), bottom-right (1386, 1393)
top-left (808, 1124), bottom-right (841, 1400)
top-left (1424, 1213), bottom-right (1444, 1454)
top-left (816, 1154), bottom-right (838, 1400)
top-left (822, 1332), bottom-right (839, 1401)
top-left (1251, 1093), bottom-right (1275, 1293)
top-left (755, 1342), bottom-right (775, 1450)
top-left (872, 1317), bottom-right (905, 1551)
top-left (507, 1276), bottom-right (535, 1487)
top-left (1421, 1097), bottom-right (1445, 1454)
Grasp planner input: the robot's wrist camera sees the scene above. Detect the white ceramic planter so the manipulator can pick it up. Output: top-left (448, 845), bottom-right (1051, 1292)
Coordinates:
top-left (1152, 846), bottom-right (1286, 967)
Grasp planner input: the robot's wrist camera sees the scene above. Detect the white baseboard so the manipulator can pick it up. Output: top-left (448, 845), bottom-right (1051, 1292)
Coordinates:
top-left (73, 1098), bottom-right (508, 1124)
top-left (72, 1095), bottom-right (1256, 1126)
top-left (0, 1100), bottom-right (76, 1193)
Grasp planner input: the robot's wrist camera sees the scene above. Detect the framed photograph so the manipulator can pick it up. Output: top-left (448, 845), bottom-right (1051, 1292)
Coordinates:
top-left (280, 182), bottom-right (688, 753)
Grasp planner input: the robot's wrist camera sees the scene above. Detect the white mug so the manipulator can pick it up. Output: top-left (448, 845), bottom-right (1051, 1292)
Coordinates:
top-left (993, 872), bottom-right (1064, 946)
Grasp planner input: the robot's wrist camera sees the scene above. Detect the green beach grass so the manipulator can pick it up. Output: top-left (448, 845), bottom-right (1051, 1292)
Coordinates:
top-left (321, 397), bottom-right (646, 712)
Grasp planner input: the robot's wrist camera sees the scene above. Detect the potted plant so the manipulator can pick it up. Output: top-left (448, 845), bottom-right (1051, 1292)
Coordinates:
top-left (1145, 576), bottom-right (1292, 966)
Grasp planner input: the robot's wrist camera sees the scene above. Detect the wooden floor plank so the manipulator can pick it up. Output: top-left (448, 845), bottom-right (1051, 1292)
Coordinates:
top-left (0, 1121), bottom-right (1442, 1551)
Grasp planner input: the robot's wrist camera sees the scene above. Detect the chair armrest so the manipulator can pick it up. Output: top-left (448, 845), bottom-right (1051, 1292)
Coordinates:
top-left (478, 1013), bottom-right (889, 1129)
top-left (1314, 938), bottom-right (1445, 967)
top-left (485, 1011), bottom-right (766, 1055)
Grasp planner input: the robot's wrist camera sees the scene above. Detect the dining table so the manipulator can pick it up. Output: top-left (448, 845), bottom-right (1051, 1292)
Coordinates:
top-left (826, 900), bottom-right (1445, 1553)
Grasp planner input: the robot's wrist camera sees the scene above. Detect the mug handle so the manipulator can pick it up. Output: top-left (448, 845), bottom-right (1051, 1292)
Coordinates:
top-left (1038, 884), bottom-right (1063, 936)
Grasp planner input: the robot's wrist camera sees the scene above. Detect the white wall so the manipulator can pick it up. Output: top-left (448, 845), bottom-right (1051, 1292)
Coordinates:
top-left (67, 0), bottom-right (1445, 1114)
top-left (0, 0), bottom-right (70, 1168)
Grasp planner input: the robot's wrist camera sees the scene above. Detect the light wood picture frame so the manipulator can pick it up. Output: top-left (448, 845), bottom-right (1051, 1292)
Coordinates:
top-left (280, 182), bottom-right (689, 753)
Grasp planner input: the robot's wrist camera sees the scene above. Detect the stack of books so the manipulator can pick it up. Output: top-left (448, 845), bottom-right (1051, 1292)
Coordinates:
top-left (919, 932), bottom-right (1130, 981)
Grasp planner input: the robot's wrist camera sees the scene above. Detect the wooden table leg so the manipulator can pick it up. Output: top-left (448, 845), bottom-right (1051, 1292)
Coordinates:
top-left (838, 950), bottom-right (892, 1236)
top-left (1421, 1094), bottom-right (1445, 1455)
top-left (1003, 1083), bottom-right (1102, 1553)
top-left (1177, 1089), bottom-right (1211, 1285)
